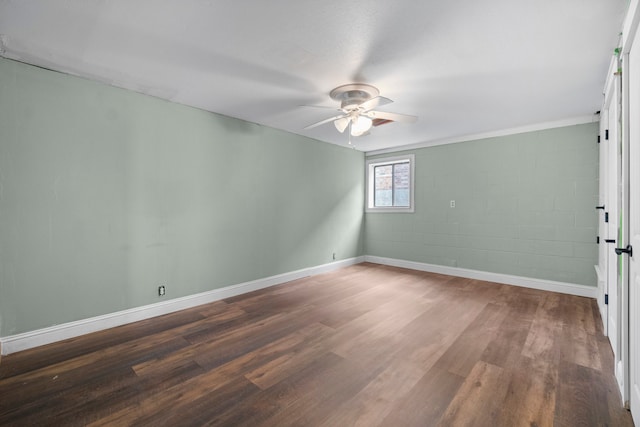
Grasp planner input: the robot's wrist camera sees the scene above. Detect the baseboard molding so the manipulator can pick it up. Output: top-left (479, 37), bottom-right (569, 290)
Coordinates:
top-left (365, 255), bottom-right (598, 299)
top-left (0, 256), bottom-right (365, 355)
top-left (1, 254), bottom-right (597, 355)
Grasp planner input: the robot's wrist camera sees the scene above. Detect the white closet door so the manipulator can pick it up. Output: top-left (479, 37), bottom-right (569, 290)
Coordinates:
top-left (626, 15), bottom-right (640, 424)
top-left (597, 110), bottom-right (608, 332)
top-left (602, 69), bottom-right (621, 383)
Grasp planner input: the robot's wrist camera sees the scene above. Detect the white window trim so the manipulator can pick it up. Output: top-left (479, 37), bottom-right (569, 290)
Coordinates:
top-left (365, 154), bottom-right (415, 213)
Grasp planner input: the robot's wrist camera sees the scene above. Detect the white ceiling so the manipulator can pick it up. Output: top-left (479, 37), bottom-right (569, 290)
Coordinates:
top-left (0, 1), bottom-right (628, 152)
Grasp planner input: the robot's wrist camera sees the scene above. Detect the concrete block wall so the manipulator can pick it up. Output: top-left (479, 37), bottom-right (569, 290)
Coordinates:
top-left (364, 123), bottom-right (599, 286)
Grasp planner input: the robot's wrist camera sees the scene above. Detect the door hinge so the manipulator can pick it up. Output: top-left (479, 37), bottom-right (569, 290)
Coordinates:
top-left (605, 294), bottom-right (609, 305)
top-left (605, 129), bottom-right (609, 140)
top-left (597, 236), bottom-right (600, 244)
top-left (605, 212), bottom-right (609, 223)
top-left (598, 135), bottom-right (601, 143)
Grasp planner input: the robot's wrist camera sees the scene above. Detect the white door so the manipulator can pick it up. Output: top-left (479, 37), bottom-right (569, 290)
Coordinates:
top-left (610, 81), bottom-right (624, 392)
top-left (597, 109), bottom-right (609, 332)
top-left (626, 17), bottom-right (640, 424)
top-left (603, 67), bottom-right (621, 381)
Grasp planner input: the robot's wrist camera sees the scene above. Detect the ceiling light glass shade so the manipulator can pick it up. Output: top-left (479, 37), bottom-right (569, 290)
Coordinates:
top-left (334, 117), bottom-right (350, 133)
top-left (350, 116), bottom-right (372, 136)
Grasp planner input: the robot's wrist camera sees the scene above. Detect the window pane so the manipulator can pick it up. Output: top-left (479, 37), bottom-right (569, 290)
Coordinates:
top-left (374, 165), bottom-right (393, 207)
top-left (366, 155), bottom-right (414, 212)
top-left (393, 162), bottom-right (410, 207)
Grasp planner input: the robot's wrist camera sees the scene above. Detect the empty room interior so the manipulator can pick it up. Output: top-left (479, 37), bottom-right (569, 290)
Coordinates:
top-left (1, 1), bottom-right (640, 426)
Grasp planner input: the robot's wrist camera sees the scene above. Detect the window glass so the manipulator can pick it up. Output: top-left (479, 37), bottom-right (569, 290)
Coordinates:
top-left (366, 155), bottom-right (414, 213)
top-left (374, 165), bottom-right (393, 207)
top-left (393, 162), bottom-right (410, 207)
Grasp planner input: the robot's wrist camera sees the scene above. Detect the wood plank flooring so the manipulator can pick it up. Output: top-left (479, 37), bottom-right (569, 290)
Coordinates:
top-left (0, 263), bottom-right (634, 426)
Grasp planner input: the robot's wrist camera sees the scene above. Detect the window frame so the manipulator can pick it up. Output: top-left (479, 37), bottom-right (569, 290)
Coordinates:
top-left (365, 154), bottom-right (415, 213)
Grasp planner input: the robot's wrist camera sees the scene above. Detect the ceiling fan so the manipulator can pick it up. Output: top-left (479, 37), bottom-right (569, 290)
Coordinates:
top-left (303, 83), bottom-right (417, 139)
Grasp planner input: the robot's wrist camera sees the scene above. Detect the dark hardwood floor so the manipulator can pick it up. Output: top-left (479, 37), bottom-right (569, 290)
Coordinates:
top-left (0, 263), bottom-right (634, 426)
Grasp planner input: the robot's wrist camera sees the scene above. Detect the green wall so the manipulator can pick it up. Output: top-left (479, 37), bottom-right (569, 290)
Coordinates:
top-left (0, 58), bottom-right (364, 336)
top-left (365, 123), bottom-right (599, 286)
top-left (0, 55), bottom-right (599, 338)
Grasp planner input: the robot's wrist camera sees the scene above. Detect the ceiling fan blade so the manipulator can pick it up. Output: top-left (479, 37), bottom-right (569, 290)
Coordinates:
top-left (299, 104), bottom-right (342, 111)
top-left (303, 114), bottom-right (348, 130)
top-left (358, 96), bottom-right (393, 112)
top-left (366, 110), bottom-right (418, 123)
top-left (334, 117), bottom-right (350, 133)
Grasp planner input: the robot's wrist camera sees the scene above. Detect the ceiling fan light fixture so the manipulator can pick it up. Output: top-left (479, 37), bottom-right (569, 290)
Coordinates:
top-left (351, 115), bottom-right (372, 136)
top-left (303, 83), bottom-right (417, 139)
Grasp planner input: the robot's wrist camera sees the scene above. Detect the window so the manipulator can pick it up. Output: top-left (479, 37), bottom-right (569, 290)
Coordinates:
top-left (365, 154), bottom-right (415, 212)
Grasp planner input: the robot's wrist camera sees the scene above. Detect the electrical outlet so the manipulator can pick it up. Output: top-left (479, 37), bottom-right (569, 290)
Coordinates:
top-left (158, 285), bottom-right (166, 296)
top-left (450, 200), bottom-right (455, 208)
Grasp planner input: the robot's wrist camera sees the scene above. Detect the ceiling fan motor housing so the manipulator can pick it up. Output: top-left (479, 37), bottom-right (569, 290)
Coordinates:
top-left (330, 83), bottom-right (380, 110)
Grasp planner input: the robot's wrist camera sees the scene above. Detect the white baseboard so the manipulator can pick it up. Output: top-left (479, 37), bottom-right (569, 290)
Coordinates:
top-left (1, 254), bottom-right (597, 355)
top-left (365, 255), bottom-right (598, 299)
top-left (0, 256), bottom-right (365, 355)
